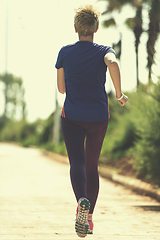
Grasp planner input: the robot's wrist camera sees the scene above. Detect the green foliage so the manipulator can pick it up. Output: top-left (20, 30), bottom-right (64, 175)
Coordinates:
top-left (108, 92), bottom-right (128, 120)
top-left (1, 80), bottom-right (160, 185)
top-left (100, 81), bottom-right (160, 186)
top-left (0, 119), bottom-right (19, 142)
top-left (112, 120), bottom-right (136, 155)
top-left (0, 111), bottom-right (65, 155)
top-left (100, 0), bottom-right (131, 13)
top-left (102, 18), bottom-right (116, 28)
top-left (147, 0), bottom-right (160, 81)
top-left (0, 118), bottom-right (40, 146)
top-left (38, 112), bottom-right (63, 145)
top-left (0, 116), bottom-right (8, 130)
top-left (41, 141), bottom-right (67, 156)
top-left (132, 81), bottom-right (160, 184)
top-left (0, 73), bottom-right (26, 120)
top-left (38, 113), bottom-right (54, 144)
top-left (101, 94), bottom-right (136, 159)
top-left (101, 0), bottom-right (160, 84)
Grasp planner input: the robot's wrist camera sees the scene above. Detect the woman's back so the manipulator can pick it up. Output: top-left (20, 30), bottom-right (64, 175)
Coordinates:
top-left (56, 41), bottom-right (115, 122)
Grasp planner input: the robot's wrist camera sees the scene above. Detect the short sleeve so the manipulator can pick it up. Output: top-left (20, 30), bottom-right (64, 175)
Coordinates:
top-left (105, 46), bottom-right (116, 56)
top-left (55, 48), bottom-right (63, 69)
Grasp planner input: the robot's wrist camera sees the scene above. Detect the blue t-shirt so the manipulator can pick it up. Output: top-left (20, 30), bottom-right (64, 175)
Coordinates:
top-left (55, 41), bottom-right (115, 122)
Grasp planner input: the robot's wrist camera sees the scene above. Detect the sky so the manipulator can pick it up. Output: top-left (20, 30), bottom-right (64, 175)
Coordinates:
top-left (0, 0), bottom-right (160, 122)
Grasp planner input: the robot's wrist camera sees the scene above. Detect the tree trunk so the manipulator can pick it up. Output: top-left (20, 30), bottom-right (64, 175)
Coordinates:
top-left (53, 97), bottom-right (60, 145)
top-left (3, 74), bottom-right (8, 118)
top-left (136, 49), bottom-right (139, 90)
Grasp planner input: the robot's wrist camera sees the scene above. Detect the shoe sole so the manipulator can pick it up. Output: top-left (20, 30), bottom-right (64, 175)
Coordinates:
top-left (75, 198), bottom-right (90, 238)
top-left (87, 220), bottom-right (93, 234)
top-left (87, 229), bottom-right (93, 234)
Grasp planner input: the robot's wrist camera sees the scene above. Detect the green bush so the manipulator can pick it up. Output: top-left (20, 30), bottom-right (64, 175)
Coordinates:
top-left (132, 81), bottom-right (160, 185)
top-left (0, 116), bottom-right (7, 130)
top-left (39, 112), bottom-right (63, 145)
top-left (108, 92), bottom-right (128, 121)
top-left (0, 118), bottom-right (41, 146)
top-left (39, 113), bottom-right (54, 144)
top-left (112, 120), bottom-right (136, 156)
top-left (20, 121), bottom-right (38, 140)
top-left (101, 84), bottom-right (160, 185)
top-left (101, 92), bottom-right (135, 159)
top-left (41, 141), bottom-right (67, 155)
top-left (0, 119), bottom-right (21, 142)
top-left (1, 82), bottom-right (160, 185)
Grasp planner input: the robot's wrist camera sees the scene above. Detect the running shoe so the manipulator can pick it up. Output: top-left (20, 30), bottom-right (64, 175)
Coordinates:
top-left (87, 220), bottom-right (93, 234)
top-left (75, 198), bottom-right (90, 238)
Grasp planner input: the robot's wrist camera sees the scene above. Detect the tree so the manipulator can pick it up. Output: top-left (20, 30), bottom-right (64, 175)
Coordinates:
top-left (0, 73), bottom-right (27, 120)
top-left (100, 0), bottom-right (160, 84)
top-left (125, 5), bottom-right (143, 88)
top-left (100, 0), bottom-right (145, 89)
top-left (102, 18), bottom-right (122, 61)
top-left (146, 0), bottom-right (160, 83)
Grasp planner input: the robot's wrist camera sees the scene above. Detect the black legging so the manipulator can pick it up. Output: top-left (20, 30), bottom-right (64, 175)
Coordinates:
top-left (61, 117), bottom-right (108, 214)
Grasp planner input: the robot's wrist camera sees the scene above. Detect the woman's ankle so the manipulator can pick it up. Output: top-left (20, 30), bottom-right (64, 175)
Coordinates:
top-left (88, 213), bottom-right (93, 221)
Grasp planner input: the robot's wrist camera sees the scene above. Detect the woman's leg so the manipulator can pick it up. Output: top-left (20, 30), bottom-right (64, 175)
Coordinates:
top-left (61, 118), bottom-right (87, 201)
top-left (85, 120), bottom-right (108, 214)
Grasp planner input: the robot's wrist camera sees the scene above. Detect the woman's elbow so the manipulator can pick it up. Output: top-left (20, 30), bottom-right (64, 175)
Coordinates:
top-left (59, 90), bottom-right (66, 94)
top-left (58, 87), bottom-right (66, 94)
top-left (108, 60), bottom-right (118, 70)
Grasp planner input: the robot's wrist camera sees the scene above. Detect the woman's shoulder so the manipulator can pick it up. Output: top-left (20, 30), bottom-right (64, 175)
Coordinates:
top-left (60, 42), bottom-right (77, 51)
top-left (93, 43), bottom-right (115, 54)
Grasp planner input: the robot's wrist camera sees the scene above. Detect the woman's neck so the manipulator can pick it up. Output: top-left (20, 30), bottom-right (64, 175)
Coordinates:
top-left (78, 34), bottom-right (94, 42)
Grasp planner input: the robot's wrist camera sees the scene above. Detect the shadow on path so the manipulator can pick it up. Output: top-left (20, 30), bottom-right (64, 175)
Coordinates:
top-left (133, 205), bottom-right (160, 212)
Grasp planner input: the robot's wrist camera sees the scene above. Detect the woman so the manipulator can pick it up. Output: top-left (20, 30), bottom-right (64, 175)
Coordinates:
top-left (55, 5), bottom-right (128, 238)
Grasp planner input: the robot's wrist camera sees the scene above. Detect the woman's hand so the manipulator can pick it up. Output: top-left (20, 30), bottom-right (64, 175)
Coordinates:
top-left (117, 93), bottom-right (128, 106)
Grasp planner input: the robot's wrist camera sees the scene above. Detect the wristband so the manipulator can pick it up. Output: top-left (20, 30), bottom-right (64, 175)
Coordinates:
top-left (117, 93), bottom-right (124, 101)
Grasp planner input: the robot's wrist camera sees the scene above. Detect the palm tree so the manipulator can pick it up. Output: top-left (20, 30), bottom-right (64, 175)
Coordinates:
top-left (146, 0), bottom-right (160, 83)
top-left (101, 0), bottom-right (130, 61)
top-left (100, 0), bottom-right (144, 89)
top-left (125, 5), bottom-right (143, 88)
top-left (102, 18), bottom-right (122, 60)
top-left (100, 0), bottom-right (160, 85)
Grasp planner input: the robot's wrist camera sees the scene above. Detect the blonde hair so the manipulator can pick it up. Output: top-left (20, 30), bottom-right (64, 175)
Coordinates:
top-left (74, 5), bottom-right (101, 37)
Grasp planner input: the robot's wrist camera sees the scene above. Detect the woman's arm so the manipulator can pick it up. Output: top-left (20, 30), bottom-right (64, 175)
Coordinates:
top-left (57, 68), bottom-right (66, 94)
top-left (104, 52), bottom-right (128, 106)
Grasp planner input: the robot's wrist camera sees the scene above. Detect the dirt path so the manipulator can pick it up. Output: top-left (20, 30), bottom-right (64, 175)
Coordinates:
top-left (0, 143), bottom-right (160, 240)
